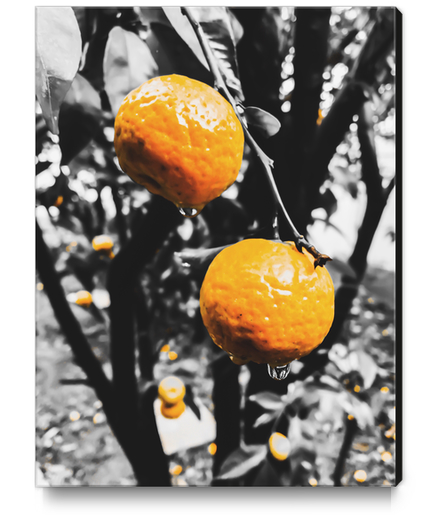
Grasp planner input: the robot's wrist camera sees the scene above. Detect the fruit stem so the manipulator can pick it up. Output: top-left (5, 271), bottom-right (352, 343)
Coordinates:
top-left (182, 8), bottom-right (332, 268)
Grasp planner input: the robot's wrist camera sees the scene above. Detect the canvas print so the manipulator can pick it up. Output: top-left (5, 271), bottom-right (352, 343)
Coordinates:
top-left (35, 6), bottom-right (400, 486)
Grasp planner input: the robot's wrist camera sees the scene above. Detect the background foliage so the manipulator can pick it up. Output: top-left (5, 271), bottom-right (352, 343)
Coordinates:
top-left (36, 6), bottom-right (397, 486)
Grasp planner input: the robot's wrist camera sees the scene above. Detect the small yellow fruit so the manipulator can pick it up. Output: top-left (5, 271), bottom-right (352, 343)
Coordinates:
top-left (269, 432), bottom-right (291, 461)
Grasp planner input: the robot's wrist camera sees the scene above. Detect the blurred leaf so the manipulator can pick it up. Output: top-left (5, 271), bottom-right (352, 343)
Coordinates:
top-left (227, 9), bottom-right (244, 44)
top-left (59, 74), bottom-right (102, 165)
top-left (162, 7), bottom-right (208, 70)
top-left (104, 27), bottom-right (158, 114)
top-left (253, 412), bottom-right (277, 429)
top-left (252, 459), bottom-right (282, 486)
top-left (72, 7), bottom-right (97, 49)
top-left (243, 106), bottom-right (281, 138)
top-left (249, 391), bottom-right (285, 412)
top-left (184, 386), bottom-right (201, 421)
top-left (341, 392), bottom-right (374, 431)
top-left (163, 7), bottom-right (244, 101)
top-left (146, 23), bottom-right (212, 84)
top-left (139, 7), bottom-right (170, 26)
top-left (362, 266), bottom-right (395, 308)
top-left (175, 246), bottom-right (226, 272)
top-left (217, 445), bottom-right (266, 480)
top-left (78, 8), bottom-right (122, 92)
top-left (325, 258), bottom-right (357, 279)
top-left (36, 7), bottom-right (82, 134)
top-left (187, 7), bottom-right (245, 101)
top-left (354, 351), bottom-right (378, 389)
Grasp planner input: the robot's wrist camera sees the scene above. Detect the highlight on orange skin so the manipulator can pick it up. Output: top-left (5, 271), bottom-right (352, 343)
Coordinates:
top-left (114, 75), bottom-right (244, 216)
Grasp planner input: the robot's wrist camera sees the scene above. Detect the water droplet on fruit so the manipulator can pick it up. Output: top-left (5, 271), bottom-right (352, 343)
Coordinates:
top-left (178, 207), bottom-right (199, 218)
top-left (267, 363), bottom-right (291, 381)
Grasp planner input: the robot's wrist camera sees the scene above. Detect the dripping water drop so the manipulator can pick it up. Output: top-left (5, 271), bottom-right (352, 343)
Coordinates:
top-left (178, 207), bottom-right (199, 218)
top-left (267, 363), bottom-right (291, 381)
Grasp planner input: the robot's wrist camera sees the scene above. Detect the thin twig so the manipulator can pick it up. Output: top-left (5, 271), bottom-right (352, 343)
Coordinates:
top-left (181, 7), bottom-right (331, 268)
top-left (333, 415), bottom-right (358, 486)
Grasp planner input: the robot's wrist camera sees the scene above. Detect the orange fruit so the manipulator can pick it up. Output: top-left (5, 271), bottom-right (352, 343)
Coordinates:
top-left (269, 432), bottom-right (291, 461)
top-left (75, 290), bottom-right (92, 308)
top-left (92, 235), bottom-right (115, 258)
top-left (200, 239), bottom-right (334, 367)
top-left (160, 400), bottom-right (186, 419)
top-left (114, 74), bottom-right (244, 217)
top-left (158, 376), bottom-right (186, 405)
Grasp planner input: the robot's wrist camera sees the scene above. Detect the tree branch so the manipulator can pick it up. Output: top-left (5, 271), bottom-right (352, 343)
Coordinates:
top-left (211, 354), bottom-right (241, 482)
top-left (106, 195), bottom-right (180, 485)
top-left (36, 221), bottom-right (114, 408)
top-left (333, 415), bottom-right (358, 486)
top-left (107, 195), bottom-right (179, 409)
top-left (292, 98), bottom-right (394, 380)
top-left (306, 9), bottom-right (395, 224)
top-left (281, 8), bottom-right (331, 233)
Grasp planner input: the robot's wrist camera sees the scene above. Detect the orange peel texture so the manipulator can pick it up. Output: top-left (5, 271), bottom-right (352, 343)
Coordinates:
top-left (114, 74), bottom-right (244, 216)
top-left (200, 239), bottom-right (334, 367)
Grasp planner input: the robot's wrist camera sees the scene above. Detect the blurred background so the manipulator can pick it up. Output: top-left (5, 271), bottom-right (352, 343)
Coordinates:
top-left (36, 6), bottom-right (397, 486)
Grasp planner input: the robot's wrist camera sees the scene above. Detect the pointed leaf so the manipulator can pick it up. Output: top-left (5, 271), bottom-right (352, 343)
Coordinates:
top-left (249, 391), bottom-right (285, 412)
top-left (217, 445), bottom-right (266, 480)
top-left (174, 245), bottom-right (227, 272)
top-left (227, 10), bottom-right (244, 44)
top-left (103, 27), bottom-right (158, 114)
top-left (145, 23), bottom-right (212, 84)
top-left (163, 7), bottom-right (244, 101)
top-left (244, 106), bottom-right (281, 138)
top-left (189, 7), bottom-right (244, 101)
top-left (252, 459), bottom-right (282, 486)
top-left (162, 7), bottom-right (208, 69)
top-left (36, 7), bottom-right (82, 134)
top-left (352, 351), bottom-right (378, 389)
top-left (58, 74), bottom-right (102, 165)
top-left (253, 412), bottom-right (277, 429)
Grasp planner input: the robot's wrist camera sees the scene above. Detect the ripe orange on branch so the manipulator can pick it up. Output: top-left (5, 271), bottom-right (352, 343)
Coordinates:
top-left (200, 239), bottom-right (334, 367)
top-left (114, 74), bottom-right (244, 217)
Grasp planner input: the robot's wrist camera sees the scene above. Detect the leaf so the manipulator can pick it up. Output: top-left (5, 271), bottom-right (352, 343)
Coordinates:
top-left (252, 459), bottom-right (282, 486)
top-left (184, 386), bottom-right (201, 420)
top-left (103, 27), bottom-right (158, 114)
top-left (325, 258), bottom-right (357, 279)
top-left (58, 74), bottom-right (102, 165)
top-left (243, 106), bottom-right (281, 138)
top-left (227, 9), bottom-right (244, 44)
top-left (163, 7), bottom-right (244, 101)
top-left (362, 266), bottom-right (395, 309)
top-left (217, 445), bottom-right (266, 480)
top-left (146, 22), bottom-right (212, 84)
top-left (174, 246), bottom-right (227, 272)
top-left (162, 7), bottom-right (208, 69)
top-left (340, 392), bottom-right (374, 431)
top-left (353, 351), bottom-right (378, 389)
top-left (36, 7), bottom-right (82, 133)
top-left (253, 412), bottom-right (277, 429)
top-left (249, 391), bottom-right (285, 412)
top-left (78, 8), bottom-right (120, 93)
